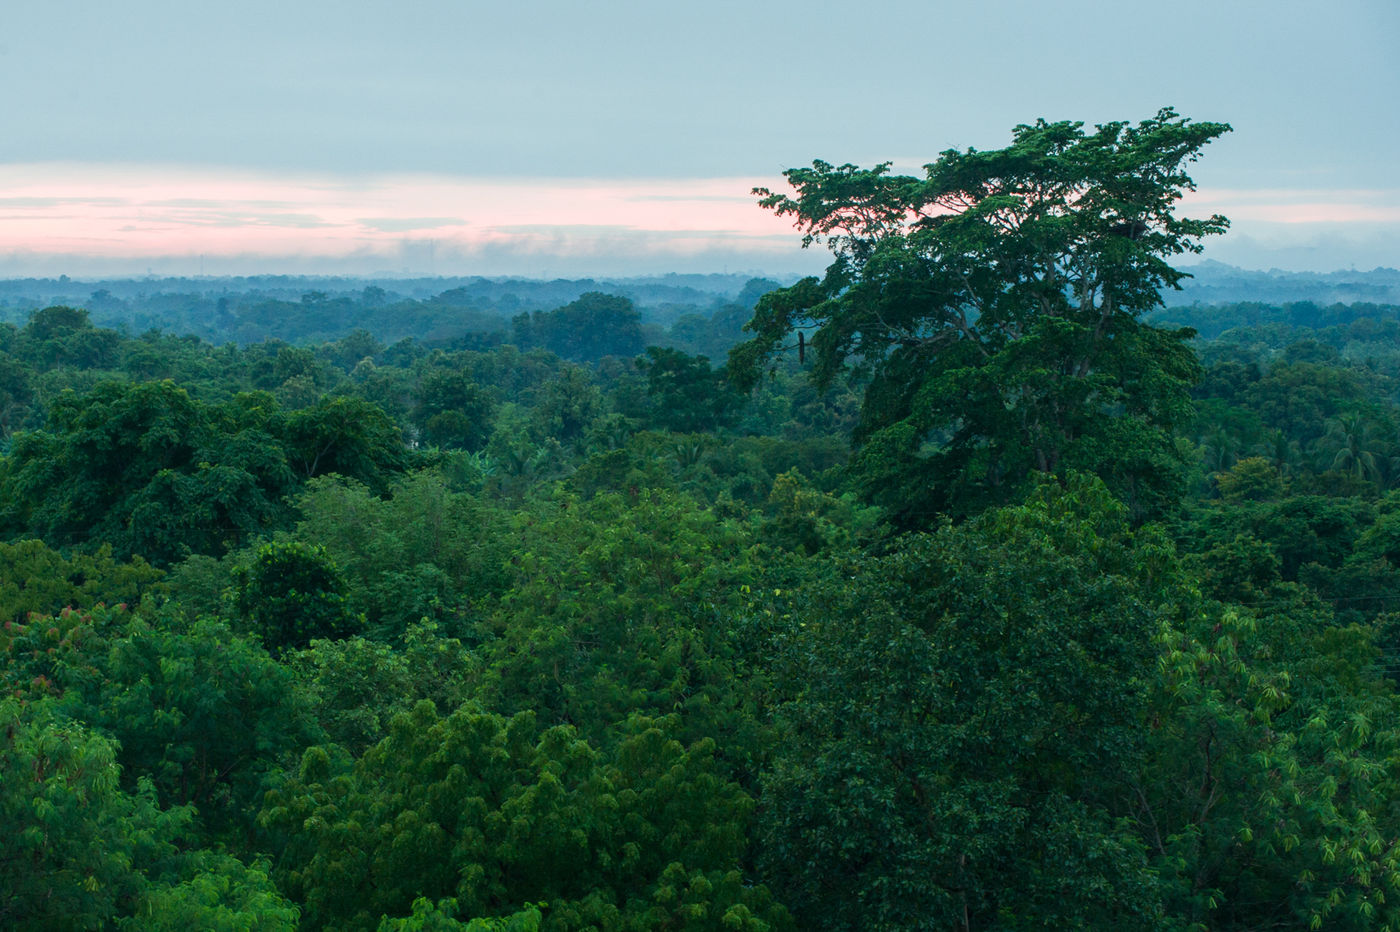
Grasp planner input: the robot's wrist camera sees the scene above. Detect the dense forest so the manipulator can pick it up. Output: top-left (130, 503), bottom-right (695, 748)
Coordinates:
top-left (9, 111), bottom-right (1400, 930)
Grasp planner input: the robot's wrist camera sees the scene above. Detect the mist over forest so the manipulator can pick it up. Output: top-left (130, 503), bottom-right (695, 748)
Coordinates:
top-left (3, 262), bottom-right (1399, 350)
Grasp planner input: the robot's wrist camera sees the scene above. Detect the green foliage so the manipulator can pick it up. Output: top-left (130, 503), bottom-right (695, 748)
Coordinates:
top-left (0, 696), bottom-right (183, 930)
top-left (262, 704), bottom-right (790, 931)
top-left (0, 380), bottom-right (299, 563)
top-left (480, 405), bottom-right (570, 497)
top-left (378, 899), bottom-right (542, 931)
top-left (1188, 533), bottom-right (1284, 603)
top-left (233, 540), bottom-right (360, 652)
top-left (20, 305), bottom-right (121, 369)
top-left (1215, 456), bottom-right (1284, 502)
top-left (0, 349), bottom-right (34, 440)
top-left (477, 488), bottom-right (778, 760)
top-left (119, 853), bottom-right (299, 932)
top-left (0, 538), bottom-right (163, 624)
top-left (290, 471), bottom-right (512, 640)
top-left (1187, 494), bottom-right (1372, 580)
top-left (531, 365), bottom-right (604, 446)
top-left (413, 368), bottom-right (497, 451)
top-left (1143, 604), bottom-right (1400, 930)
top-left (1243, 361), bottom-right (1373, 453)
top-left (637, 347), bottom-right (742, 433)
top-left (281, 393), bottom-right (411, 493)
top-left (567, 443), bottom-right (666, 500)
top-left (25, 304), bottom-right (95, 342)
top-left (288, 622), bottom-right (478, 753)
top-left (761, 468), bottom-right (880, 555)
top-left (2, 605), bottom-right (322, 838)
top-left (735, 109), bottom-right (1230, 524)
top-left (1352, 504), bottom-right (1400, 566)
top-left (513, 292), bottom-right (645, 362)
top-left (1318, 412), bottom-right (1386, 484)
top-left (0, 695), bottom-right (298, 930)
top-left (761, 476), bottom-right (1175, 930)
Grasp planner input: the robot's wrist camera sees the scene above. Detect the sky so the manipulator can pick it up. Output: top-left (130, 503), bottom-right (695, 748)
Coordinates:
top-left (2, 0), bottom-right (1397, 278)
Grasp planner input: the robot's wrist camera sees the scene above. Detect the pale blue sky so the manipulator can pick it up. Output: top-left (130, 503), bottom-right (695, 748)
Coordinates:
top-left (2, 0), bottom-right (1397, 274)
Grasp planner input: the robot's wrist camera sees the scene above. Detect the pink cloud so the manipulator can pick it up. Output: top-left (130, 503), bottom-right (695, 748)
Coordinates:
top-left (0, 163), bottom-right (799, 262)
top-left (10, 165), bottom-right (1391, 275)
top-left (1182, 187), bottom-right (1400, 224)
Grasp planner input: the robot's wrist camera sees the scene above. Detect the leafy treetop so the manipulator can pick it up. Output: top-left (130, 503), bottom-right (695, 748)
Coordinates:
top-left (732, 108), bottom-right (1231, 523)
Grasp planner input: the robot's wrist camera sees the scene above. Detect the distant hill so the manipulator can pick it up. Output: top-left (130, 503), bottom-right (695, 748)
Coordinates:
top-left (7, 263), bottom-right (1400, 348)
top-left (0, 272), bottom-right (769, 318)
top-left (1168, 260), bottom-right (1400, 306)
top-left (0, 273), bottom-right (788, 349)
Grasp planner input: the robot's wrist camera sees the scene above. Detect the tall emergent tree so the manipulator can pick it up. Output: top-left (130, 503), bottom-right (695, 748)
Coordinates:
top-left (730, 108), bottom-right (1231, 524)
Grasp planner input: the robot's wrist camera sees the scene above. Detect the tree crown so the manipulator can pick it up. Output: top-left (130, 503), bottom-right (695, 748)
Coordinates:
top-left (733, 109), bottom-right (1231, 523)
